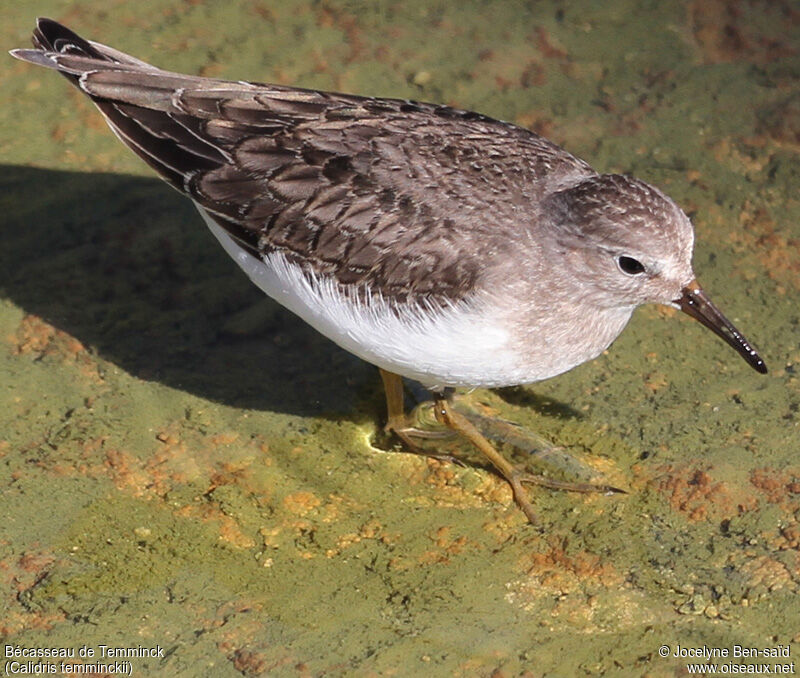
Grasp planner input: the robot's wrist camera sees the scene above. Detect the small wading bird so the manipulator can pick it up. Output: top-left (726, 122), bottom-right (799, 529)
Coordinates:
top-left (11, 19), bottom-right (767, 523)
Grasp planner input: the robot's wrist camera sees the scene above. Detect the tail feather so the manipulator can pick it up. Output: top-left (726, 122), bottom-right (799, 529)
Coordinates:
top-left (32, 17), bottom-right (106, 60)
top-left (26, 16), bottom-right (156, 69)
top-left (10, 17), bottom-right (229, 192)
top-left (8, 17), bottom-right (526, 306)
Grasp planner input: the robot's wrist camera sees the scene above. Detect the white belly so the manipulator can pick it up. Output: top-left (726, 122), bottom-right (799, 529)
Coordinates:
top-left (196, 204), bottom-right (527, 389)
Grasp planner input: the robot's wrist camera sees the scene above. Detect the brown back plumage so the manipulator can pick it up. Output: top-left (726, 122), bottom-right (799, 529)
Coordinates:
top-left (13, 18), bottom-right (595, 304)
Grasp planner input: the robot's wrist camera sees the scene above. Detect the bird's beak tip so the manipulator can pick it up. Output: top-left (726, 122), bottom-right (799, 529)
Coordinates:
top-left (675, 280), bottom-right (767, 375)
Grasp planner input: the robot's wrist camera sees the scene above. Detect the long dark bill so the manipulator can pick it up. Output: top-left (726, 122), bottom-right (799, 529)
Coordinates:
top-left (676, 280), bottom-right (767, 374)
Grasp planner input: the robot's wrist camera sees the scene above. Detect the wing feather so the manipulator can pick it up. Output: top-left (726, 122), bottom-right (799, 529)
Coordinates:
top-left (12, 18), bottom-right (597, 303)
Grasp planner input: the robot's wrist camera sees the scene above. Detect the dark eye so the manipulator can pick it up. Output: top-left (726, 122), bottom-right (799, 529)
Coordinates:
top-left (617, 255), bottom-right (646, 275)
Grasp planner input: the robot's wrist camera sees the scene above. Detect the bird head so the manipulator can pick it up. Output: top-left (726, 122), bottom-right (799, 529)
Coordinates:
top-left (541, 173), bottom-right (766, 373)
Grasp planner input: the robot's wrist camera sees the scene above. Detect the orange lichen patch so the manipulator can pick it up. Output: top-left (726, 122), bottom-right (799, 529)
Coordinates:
top-left (655, 466), bottom-right (754, 522)
top-left (115, 423), bottom-right (266, 499)
top-left (773, 523), bottom-right (800, 551)
top-left (579, 454), bottom-right (626, 493)
top-left (417, 525), bottom-right (477, 566)
top-left (424, 458), bottom-right (457, 488)
top-left (553, 114), bottom-right (610, 154)
top-left (525, 535), bottom-right (621, 589)
top-left (217, 515), bottom-right (256, 549)
top-left (282, 491), bottom-right (322, 516)
top-left (712, 138), bottom-right (768, 175)
top-left (739, 204), bottom-right (800, 289)
top-left (469, 45), bottom-right (542, 94)
top-left (14, 551), bottom-right (55, 588)
top-left (316, 493), bottom-right (363, 525)
top-left (206, 601), bottom-right (301, 675)
top-left (8, 314), bottom-right (102, 382)
top-left (739, 555), bottom-right (798, 595)
top-left (431, 526), bottom-right (463, 551)
top-left (230, 649), bottom-right (270, 676)
top-left (515, 111), bottom-right (554, 138)
top-left (155, 431), bottom-right (178, 445)
top-left (208, 600), bottom-right (264, 633)
top-left (225, 647), bottom-right (301, 677)
top-left (211, 431), bottom-right (240, 446)
top-left (750, 467), bottom-right (800, 510)
top-left (417, 550), bottom-right (452, 566)
top-left (325, 518), bottom-right (396, 558)
top-left (506, 536), bottom-right (624, 618)
top-left (103, 448), bottom-right (155, 496)
top-left (480, 512), bottom-right (523, 544)
top-left (104, 434), bottom-right (208, 498)
top-left (756, 243), bottom-right (800, 291)
top-left (260, 525), bottom-right (283, 550)
top-left (35, 419), bottom-right (273, 553)
top-left (422, 459), bottom-right (514, 513)
top-left (457, 656), bottom-right (513, 677)
top-left (0, 550), bottom-right (66, 636)
top-left (207, 461), bottom-right (256, 495)
top-left (26, 434), bottom-right (106, 478)
top-left (314, 3), bottom-right (365, 64)
top-left (519, 60), bottom-right (547, 88)
top-left (0, 605), bottom-right (66, 637)
top-left (548, 593), bottom-right (605, 629)
top-left (39, 427), bottom-right (196, 496)
top-left (737, 200), bottom-right (800, 289)
top-left (175, 502), bottom-right (256, 550)
top-left (248, 2), bottom-right (276, 23)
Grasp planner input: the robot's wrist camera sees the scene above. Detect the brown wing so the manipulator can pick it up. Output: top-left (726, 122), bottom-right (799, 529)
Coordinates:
top-left (13, 18), bottom-right (595, 304)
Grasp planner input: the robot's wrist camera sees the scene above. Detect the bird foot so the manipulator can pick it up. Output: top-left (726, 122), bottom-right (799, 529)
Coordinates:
top-left (383, 423), bottom-right (465, 466)
top-left (378, 369), bottom-right (623, 523)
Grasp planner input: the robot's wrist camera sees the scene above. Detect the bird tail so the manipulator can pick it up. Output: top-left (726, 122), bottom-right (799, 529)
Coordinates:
top-left (11, 17), bottom-right (159, 82)
top-left (9, 18), bottom-right (229, 193)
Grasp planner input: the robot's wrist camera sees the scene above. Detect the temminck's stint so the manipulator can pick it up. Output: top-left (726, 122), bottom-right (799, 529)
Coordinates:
top-left (11, 19), bottom-right (767, 523)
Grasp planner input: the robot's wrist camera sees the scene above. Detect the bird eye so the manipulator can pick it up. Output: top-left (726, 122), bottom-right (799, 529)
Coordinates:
top-left (617, 255), bottom-right (646, 275)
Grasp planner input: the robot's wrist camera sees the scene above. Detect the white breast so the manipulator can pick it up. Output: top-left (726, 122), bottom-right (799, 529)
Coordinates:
top-left (196, 204), bottom-right (527, 389)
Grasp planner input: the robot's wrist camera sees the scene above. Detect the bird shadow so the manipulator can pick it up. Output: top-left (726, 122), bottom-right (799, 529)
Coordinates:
top-left (493, 386), bottom-right (583, 420)
top-left (0, 164), bottom-right (374, 418)
top-left (1, 164), bottom-right (582, 425)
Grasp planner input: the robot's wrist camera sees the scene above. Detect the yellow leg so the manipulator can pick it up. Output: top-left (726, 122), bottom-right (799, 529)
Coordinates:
top-left (433, 394), bottom-right (539, 524)
top-left (379, 370), bottom-right (620, 524)
top-left (380, 368), bottom-right (407, 433)
top-left (379, 369), bottom-right (462, 462)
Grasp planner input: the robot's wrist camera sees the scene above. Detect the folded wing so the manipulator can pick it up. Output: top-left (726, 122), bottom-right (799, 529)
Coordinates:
top-left (12, 18), bottom-right (594, 304)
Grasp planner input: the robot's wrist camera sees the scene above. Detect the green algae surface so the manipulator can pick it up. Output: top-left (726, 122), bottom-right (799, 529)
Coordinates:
top-left (2, 1), bottom-right (799, 676)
